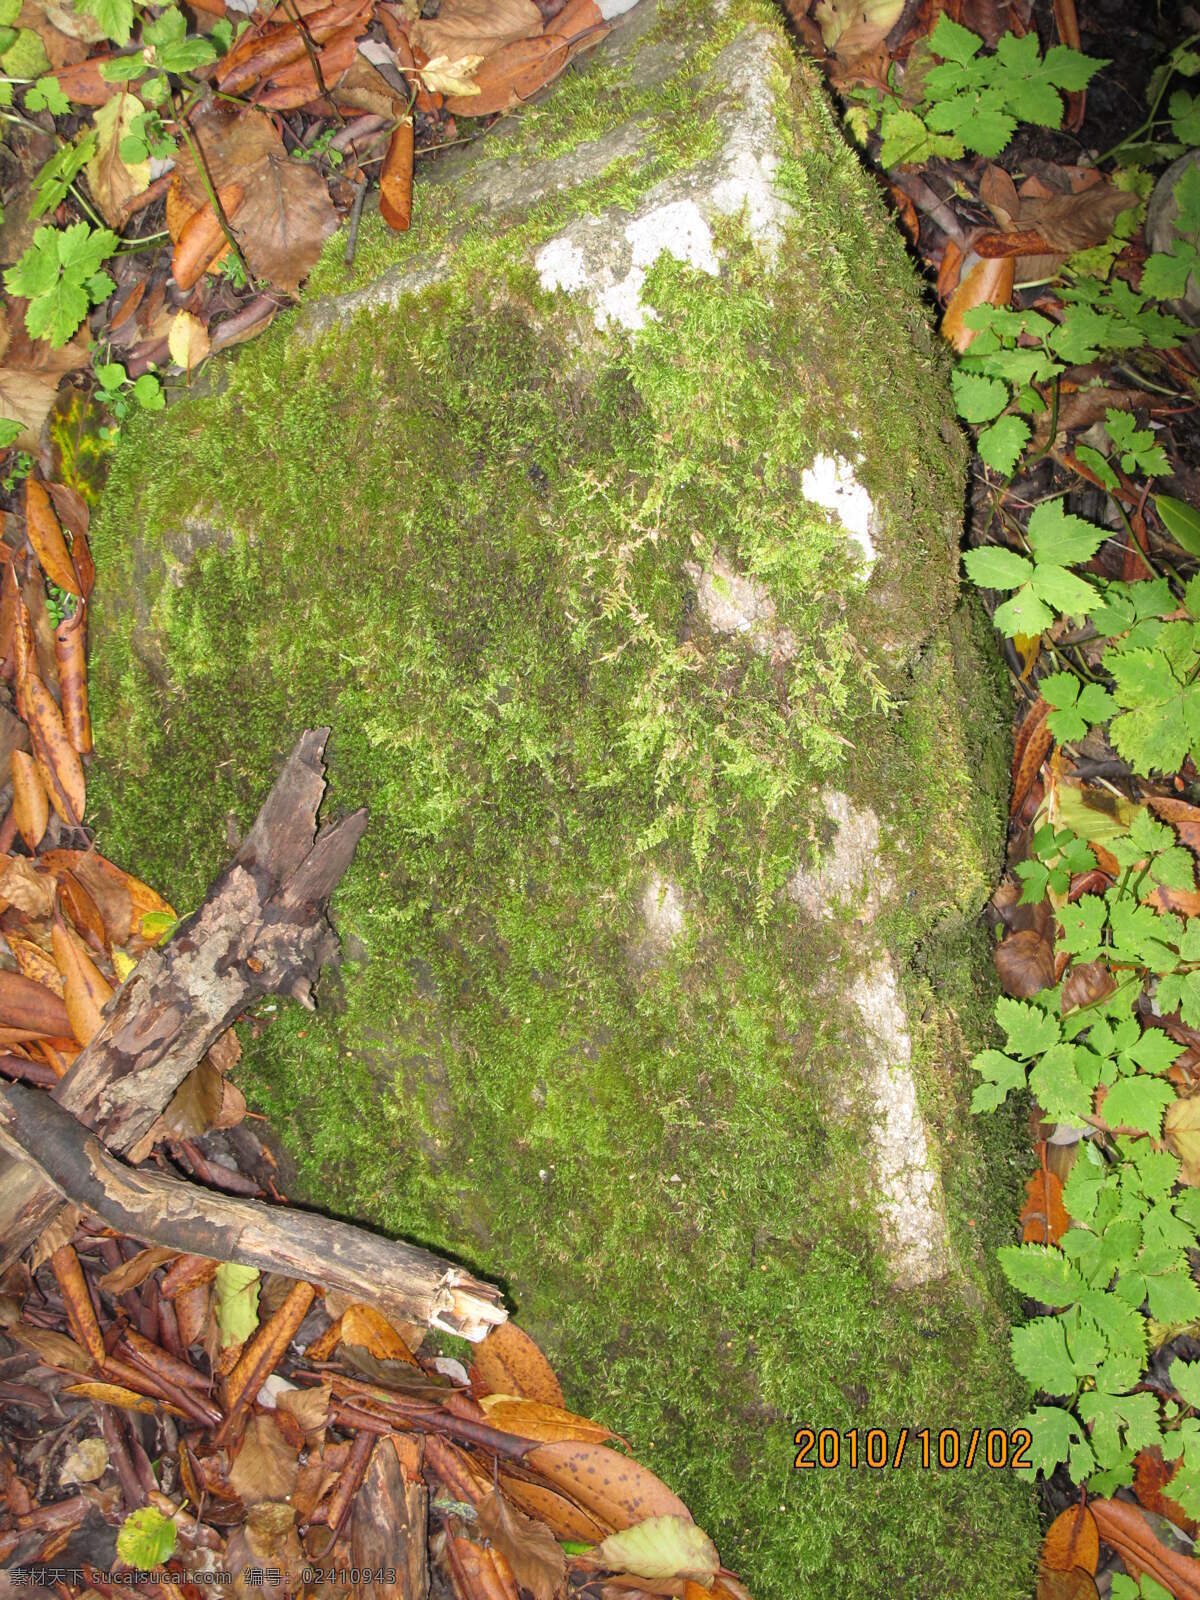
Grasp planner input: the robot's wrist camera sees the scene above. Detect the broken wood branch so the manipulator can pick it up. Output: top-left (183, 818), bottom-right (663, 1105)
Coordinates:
top-left (0, 1080), bottom-right (506, 1341)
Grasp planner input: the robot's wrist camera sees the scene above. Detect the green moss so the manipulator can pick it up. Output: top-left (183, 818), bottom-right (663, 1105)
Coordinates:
top-left (85, 5), bottom-right (1038, 1594)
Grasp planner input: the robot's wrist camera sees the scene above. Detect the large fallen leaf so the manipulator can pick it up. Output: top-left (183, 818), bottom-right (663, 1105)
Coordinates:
top-left (1021, 1165), bottom-right (1070, 1245)
top-left (525, 1442), bottom-right (691, 1533)
top-left (473, 1322), bottom-right (564, 1407)
top-left (0, 313), bottom-right (89, 449)
top-left (158, 1057), bottom-right (245, 1140)
top-left (341, 1301), bottom-right (419, 1363)
top-left (25, 475), bottom-right (81, 595)
top-left (1090, 1497), bottom-right (1200, 1600)
top-left (379, 119), bottom-right (414, 233)
top-left (1166, 1093), bottom-right (1200, 1185)
top-left (481, 1394), bottom-right (617, 1445)
top-left (214, 1261), bottom-right (260, 1347)
top-left (443, 32), bottom-right (572, 117)
top-left (978, 164), bottom-right (1138, 268)
top-left (173, 107), bottom-right (337, 296)
top-left (228, 1413), bottom-right (300, 1505)
top-left (411, 0), bottom-right (541, 59)
top-left (597, 1517), bottom-right (718, 1584)
top-left (97, 1245), bottom-right (177, 1295)
top-left (1135, 1447), bottom-right (1200, 1537)
top-left (63, 1381), bottom-right (162, 1415)
top-left (54, 601), bottom-right (90, 755)
top-left (1036, 1572), bottom-right (1098, 1600)
top-left (24, 673), bottom-right (85, 824)
top-left (168, 311), bottom-right (210, 373)
top-left (477, 1490), bottom-right (567, 1600)
top-left (500, 1471), bottom-right (611, 1543)
top-left (0, 967), bottom-right (71, 1035)
top-left (942, 255), bottom-right (1015, 352)
top-left (1041, 1504), bottom-right (1099, 1574)
top-left (52, 921), bottom-right (113, 1046)
top-left (86, 92), bottom-right (150, 227)
top-left (8, 934), bottom-right (64, 996)
top-left (9, 745), bottom-right (48, 851)
top-left (813, 0), bottom-right (904, 59)
top-left (8, 1322), bottom-right (91, 1371)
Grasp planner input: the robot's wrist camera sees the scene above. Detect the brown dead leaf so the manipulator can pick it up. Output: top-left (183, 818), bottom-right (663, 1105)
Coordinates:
top-left (97, 1245), bottom-right (177, 1296)
top-left (54, 601), bottom-right (90, 756)
top-left (995, 929), bottom-right (1054, 997)
top-left (0, 311), bottom-right (90, 449)
top-left (446, 1533), bottom-right (521, 1600)
top-left (8, 1322), bottom-right (91, 1371)
top-left (25, 476), bottom-right (81, 596)
top-left (277, 1380), bottom-right (331, 1443)
top-left (1061, 960), bottom-right (1115, 1013)
top-left (25, 674), bottom-right (84, 825)
top-left (941, 255), bottom-right (1015, 352)
top-left (524, 1442), bottom-right (691, 1533)
top-left (473, 1322), bottom-right (564, 1407)
top-left (979, 162), bottom-right (1137, 263)
top-left (0, 854), bottom-right (56, 920)
top-left (1036, 1571), bottom-right (1099, 1600)
top-left (158, 1057), bottom-right (246, 1141)
top-left (0, 967), bottom-right (70, 1035)
top-left (477, 1489), bottom-right (567, 1600)
top-left (7, 935), bottom-right (64, 996)
top-left (412, 0), bottom-right (542, 60)
top-left (1021, 1164), bottom-right (1070, 1245)
top-left (443, 32), bottom-right (572, 117)
top-left (62, 1380), bottom-right (166, 1415)
top-left (174, 106), bottom-right (338, 296)
top-left (1041, 1503), bottom-right (1099, 1574)
top-left (340, 1302), bottom-right (419, 1363)
top-left (500, 1471), bottom-right (611, 1542)
top-left (1150, 797), bottom-right (1200, 857)
top-left (380, 119), bottom-right (414, 232)
top-left (480, 1394), bottom-right (617, 1445)
top-left (1166, 1093), bottom-right (1200, 1185)
top-left (228, 1413), bottom-right (300, 1506)
top-left (1134, 1447), bottom-right (1200, 1536)
top-left (10, 748), bottom-right (48, 851)
top-left (52, 920), bottom-right (113, 1046)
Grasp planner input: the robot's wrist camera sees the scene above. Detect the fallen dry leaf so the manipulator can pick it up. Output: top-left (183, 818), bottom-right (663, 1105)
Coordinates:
top-left (168, 311), bottom-right (211, 373)
top-left (500, 1470), bottom-right (611, 1542)
top-left (25, 476), bottom-right (81, 596)
top-left (228, 1413), bottom-right (300, 1506)
top-left (25, 674), bottom-right (85, 825)
top-left (52, 920), bottom-right (113, 1046)
top-left (473, 1322), bottom-right (565, 1407)
top-left (380, 119), bottom-right (414, 232)
top-left (443, 33), bottom-right (572, 117)
top-left (1041, 1503), bottom-right (1099, 1574)
top-left (11, 747), bottom-right (48, 850)
top-left (412, 0), bottom-right (542, 60)
top-left (941, 255), bottom-right (1015, 352)
top-left (0, 967), bottom-right (70, 1036)
top-left (86, 92), bottom-right (150, 227)
top-left (477, 1489), bottom-right (567, 1600)
top-left (995, 929), bottom-right (1054, 997)
top-left (525, 1441), bottom-right (692, 1533)
top-left (1021, 1164), bottom-right (1070, 1245)
top-left (54, 601), bottom-right (90, 755)
top-left (174, 107), bottom-right (338, 297)
top-left (480, 1394), bottom-right (617, 1445)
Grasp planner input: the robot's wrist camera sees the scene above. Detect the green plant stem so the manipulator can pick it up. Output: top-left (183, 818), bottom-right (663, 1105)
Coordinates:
top-left (1096, 34), bottom-right (1200, 164)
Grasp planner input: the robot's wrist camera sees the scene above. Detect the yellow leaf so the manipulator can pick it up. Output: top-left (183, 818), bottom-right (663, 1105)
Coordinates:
top-left (420, 53), bottom-right (483, 96)
top-left (168, 312), bottom-right (210, 374)
top-left (86, 92), bottom-right (151, 228)
top-left (597, 1516), bottom-right (719, 1584)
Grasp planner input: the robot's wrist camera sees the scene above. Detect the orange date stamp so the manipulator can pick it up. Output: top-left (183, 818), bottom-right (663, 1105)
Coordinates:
top-left (792, 1426), bottom-right (1032, 1471)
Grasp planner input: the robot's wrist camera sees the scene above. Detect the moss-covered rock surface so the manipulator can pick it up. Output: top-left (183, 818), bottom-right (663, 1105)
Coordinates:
top-left (88, 0), bottom-right (1040, 1591)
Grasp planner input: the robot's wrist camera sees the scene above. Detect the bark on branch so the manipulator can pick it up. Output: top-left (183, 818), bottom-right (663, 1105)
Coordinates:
top-left (0, 1081), bottom-right (504, 1340)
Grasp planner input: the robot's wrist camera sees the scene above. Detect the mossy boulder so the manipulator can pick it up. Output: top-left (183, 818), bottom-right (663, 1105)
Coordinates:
top-left (87, 1), bottom-right (1039, 1591)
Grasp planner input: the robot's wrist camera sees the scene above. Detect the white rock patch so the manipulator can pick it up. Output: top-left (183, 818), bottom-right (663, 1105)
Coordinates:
top-left (850, 956), bottom-right (950, 1289)
top-left (684, 551), bottom-right (796, 659)
top-left (537, 200), bottom-right (719, 332)
top-left (641, 874), bottom-right (685, 944)
top-left (788, 790), bottom-right (892, 922)
top-left (800, 453), bottom-right (877, 574)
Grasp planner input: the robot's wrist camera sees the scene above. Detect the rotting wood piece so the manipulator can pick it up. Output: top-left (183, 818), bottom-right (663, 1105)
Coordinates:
top-left (0, 1079), bottom-right (506, 1341)
top-left (350, 1433), bottom-right (430, 1600)
top-left (0, 729), bottom-right (367, 1270)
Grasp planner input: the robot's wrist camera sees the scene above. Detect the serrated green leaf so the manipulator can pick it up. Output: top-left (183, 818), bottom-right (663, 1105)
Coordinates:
top-left (1015, 1405), bottom-right (1085, 1477)
top-left (74, 0), bottom-right (134, 44)
top-left (1102, 1075), bottom-right (1175, 1135)
top-left (928, 14), bottom-right (982, 63)
top-left (996, 996), bottom-right (1060, 1056)
top-left (997, 1243), bottom-right (1086, 1307)
top-left (962, 544), bottom-right (1034, 591)
top-left (952, 368), bottom-right (1009, 423)
top-left (994, 584), bottom-right (1054, 637)
top-left (977, 414), bottom-right (1030, 475)
top-left (213, 1262), bottom-right (259, 1347)
top-left (1147, 1267), bottom-right (1200, 1323)
top-left (1027, 499), bottom-right (1108, 566)
top-left (1010, 1316), bottom-right (1074, 1394)
top-left (1075, 444), bottom-right (1119, 491)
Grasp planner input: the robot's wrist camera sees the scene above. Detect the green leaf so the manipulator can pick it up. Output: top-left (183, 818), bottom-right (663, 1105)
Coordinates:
top-left (1146, 1267), bottom-right (1200, 1323)
top-left (993, 585), bottom-right (1054, 637)
top-left (1102, 1075), bottom-right (1175, 1135)
top-left (962, 544), bottom-right (1034, 591)
top-left (1105, 409), bottom-right (1170, 477)
top-left (1171, 1357), bottom-right (1200, 1409)
top-left (1078, 1389), bottom-right (1161, 1470)
top-left (928, 14), bottom-right (982, 63)
top-left (596, 1518), bottom-right (719, 1584)
top-left (977, 414), bottom-right (1030, 475)
top-left (23, 74), bottom-right (71, 113)
top-left (879, 107), bottom-right (947, 168)
top-left (1155, 494), bottom-right (1200, 558)
top-left (131, 372), bottom-right (164, 409)
top-left (1026, 499), bottom-right (1108, 566)
top-left (1, 25), bottom-right (50, 78)
top-left (971, 1048), bottom-right (1026, 1112)
top-left (213, 1262), bottom-right (260, 1346)
top-left (1142, 248), bottom-right (1197, 301)
top-left (997, 1243), bottom-right (1086, 1307)
top-left (952, 368), bottom-right (1009, 423)
top-left (1075, 444), bottom-right (1119, 491)
top-left (1029, 1042), bottom-right (1093, 1125)
top-left (99, 53), bottom-right (148, 81)
top-left (1016, 1405), bottom-right (1086, 1477)
top-left (0, 418), bottom-right (21, 449)
top-left (996, 996), bottom-right (1060, 1057)
top-left (115, 1505), bottom-right (176, 1569)
top-left (1010, 1316), bottom-right (1074, 1395)
top-left (75, 0), bottom-right (134, 45)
